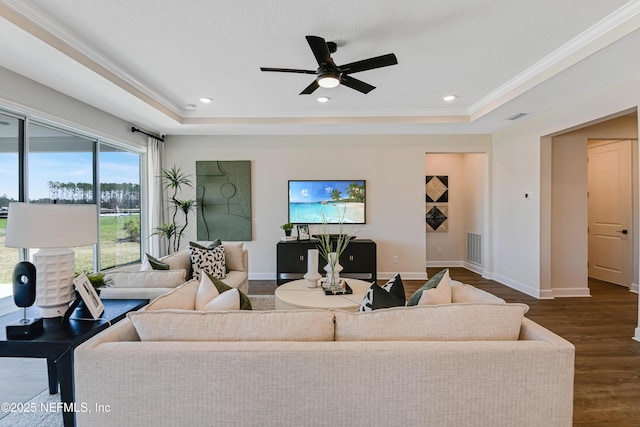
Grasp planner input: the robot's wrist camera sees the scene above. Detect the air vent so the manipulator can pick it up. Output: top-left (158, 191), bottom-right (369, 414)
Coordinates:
top-left (505, 112), bottom-right (527, 121)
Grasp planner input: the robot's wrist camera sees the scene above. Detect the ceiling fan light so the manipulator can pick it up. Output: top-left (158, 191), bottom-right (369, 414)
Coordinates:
top-left (317, 74), bottom-right (340, 88)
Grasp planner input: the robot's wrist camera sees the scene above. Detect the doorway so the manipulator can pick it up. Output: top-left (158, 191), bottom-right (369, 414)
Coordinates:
top-left (588, 139), bottom-right (632, 287)
top-left (544, 112), bottom-right (639, 297)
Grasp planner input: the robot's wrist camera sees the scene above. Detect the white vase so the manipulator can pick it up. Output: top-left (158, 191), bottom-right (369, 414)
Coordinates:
top-left (323, 252), bottom-right (343, 290)
top-left (303, 249), bottom-right (322, 288)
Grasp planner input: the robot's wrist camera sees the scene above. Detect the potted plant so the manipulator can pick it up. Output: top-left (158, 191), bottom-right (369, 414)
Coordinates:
top-left (152, 165), bottom-right (196, 253)
top-left (281, 222), bottom-right (294, 236)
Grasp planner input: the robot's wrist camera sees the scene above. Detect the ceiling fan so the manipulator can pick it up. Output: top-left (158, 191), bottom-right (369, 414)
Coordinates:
top-left (260, 35), bottom-right (398, 95)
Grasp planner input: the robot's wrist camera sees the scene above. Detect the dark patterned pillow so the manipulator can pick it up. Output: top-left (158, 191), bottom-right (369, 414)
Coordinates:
top-left (190, 241), bottom-right (226, 281)
top-left (359, 274), bottom-right (406, 312)
top-left (408, 269), bottom-right (448, 306)
top-left (205, 272), bottom-right (252, 310)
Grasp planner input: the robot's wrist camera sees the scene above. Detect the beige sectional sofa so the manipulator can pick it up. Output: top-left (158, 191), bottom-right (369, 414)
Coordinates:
top-left (100, 241), bottom-right (248, 300)
top-left (74, 281), bottom-right (575, 427)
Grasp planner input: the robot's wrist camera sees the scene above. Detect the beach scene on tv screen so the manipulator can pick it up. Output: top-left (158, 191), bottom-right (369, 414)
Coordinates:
top-left (289, 180), bottom-right (365, 224)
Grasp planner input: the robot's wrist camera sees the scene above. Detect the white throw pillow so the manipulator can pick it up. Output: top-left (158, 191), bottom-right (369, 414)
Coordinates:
top-left (418, 269), bottom-right (452, 305)
top-left (196, 272), bottom-right (221, 310)
top-left (201, 288), bottom-right (240, 311)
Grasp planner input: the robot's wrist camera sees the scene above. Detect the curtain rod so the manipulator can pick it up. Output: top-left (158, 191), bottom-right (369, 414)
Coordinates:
top-left (130, 126), bottom-right (165, 142)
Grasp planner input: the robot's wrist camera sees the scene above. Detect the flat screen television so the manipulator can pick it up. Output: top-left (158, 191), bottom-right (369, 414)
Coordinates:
top-left (288, 180), bottom-right (366, 224)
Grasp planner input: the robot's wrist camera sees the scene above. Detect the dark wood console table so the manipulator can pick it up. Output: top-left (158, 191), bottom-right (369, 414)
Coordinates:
top-left (276, 238), bottom-right (376, 285)
top-left (0, 298), bottom-right (148, 427)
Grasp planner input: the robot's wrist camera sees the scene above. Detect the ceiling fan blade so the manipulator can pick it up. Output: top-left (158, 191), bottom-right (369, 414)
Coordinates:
top-left (299, 80), bottom-right (320, 95)
top-left (306, 35), bottom-right (332, 66)
top-left (340, 75), bottom-right (375, 94)
top-left (260, 67), bottom-right (317, 74)
top-left (340, 53), bottom-right (398, 74)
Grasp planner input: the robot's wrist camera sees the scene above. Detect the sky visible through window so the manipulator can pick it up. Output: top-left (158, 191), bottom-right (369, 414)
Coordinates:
top-left (0, 151), bottom-right (139, 201)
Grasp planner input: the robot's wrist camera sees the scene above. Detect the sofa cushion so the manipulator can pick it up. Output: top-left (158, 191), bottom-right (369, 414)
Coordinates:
top-left (359, 274), bottom-right (406, 312)
top-left (161, 249), bottom-right (193, 277)
top-left (451, 282), bottom-right (505, 303)
top-left (221, 241), bottom-right (245, 272)
top-left (190, 241), bottom-right (226, 281)
top-left (127, 309), bottom-right (335, 341)
top-left (417, 269), bottom-right (452, 305)
top-left (408, 268), bottom-right (448, 306)
top-left (103, 270), bottom-right (187, 289)
top-left (146, 279), bottom-right (199, 310)
top-left (334, 303), bottom-right (529, 341)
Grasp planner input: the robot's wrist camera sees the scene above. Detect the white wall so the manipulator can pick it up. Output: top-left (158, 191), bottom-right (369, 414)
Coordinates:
top-left (0, 66), bottom-right (147, 149)
top-left (165, 134), bottom-right (491, 280)
top-left (493, 72), bottom-right (640, 300)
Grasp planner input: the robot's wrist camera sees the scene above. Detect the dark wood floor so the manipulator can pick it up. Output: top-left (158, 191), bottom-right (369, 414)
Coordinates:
top-left (250, 267), bottom-right (640, 426)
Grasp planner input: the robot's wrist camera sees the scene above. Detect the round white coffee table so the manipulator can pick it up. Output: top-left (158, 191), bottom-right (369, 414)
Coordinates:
top-left (275, 278), bottom-right (372, 312)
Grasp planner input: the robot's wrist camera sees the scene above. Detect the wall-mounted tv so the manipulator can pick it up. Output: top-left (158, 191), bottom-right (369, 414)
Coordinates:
top-left (288, 180), bottom-right (366, 224)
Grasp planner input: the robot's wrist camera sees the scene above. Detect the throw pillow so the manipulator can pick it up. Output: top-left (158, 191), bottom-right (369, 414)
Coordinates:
top-left (408, 268), bottom-right (449, 306)
top-left (196, 271), bottom-right (243, 311)
top-left (128, 309), bottom-right (335, 342)
top-left (145, 253), bottom-right (170, 270)
top-left (146, 279), bottom-right (199, 310)
top-left (417, 269), bottom-right (452, 305)
top-left (190, 241), bottom-right (226, 281)
top-left (359, 274), bottom-right (406, 312)
top-left (204, 272), bottom-right (252, 310)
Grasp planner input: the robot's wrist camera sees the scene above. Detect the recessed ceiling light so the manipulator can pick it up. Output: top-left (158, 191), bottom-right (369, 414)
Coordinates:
top-left (199, 97), bottom-right (213, 104)
top-left (317, 96), bottom-right (330, 103)
top-left (443, 95), bottom-right (457, 102)
top-left (184, 104), bottom-right (197, 110)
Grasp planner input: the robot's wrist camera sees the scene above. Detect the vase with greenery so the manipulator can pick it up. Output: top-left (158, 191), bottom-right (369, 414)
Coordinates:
top-left (152, 165), bottom-right (196, 253)
top-left (316, 210), bottom-right (350, 292)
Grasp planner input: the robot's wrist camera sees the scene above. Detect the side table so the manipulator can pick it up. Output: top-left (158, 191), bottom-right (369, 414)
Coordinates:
top-left (0, 298), bottom-right (148, 427)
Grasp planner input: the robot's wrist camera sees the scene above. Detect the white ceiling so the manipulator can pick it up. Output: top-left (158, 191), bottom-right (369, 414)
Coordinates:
top-left (0, 0), bottom-right (639, 136)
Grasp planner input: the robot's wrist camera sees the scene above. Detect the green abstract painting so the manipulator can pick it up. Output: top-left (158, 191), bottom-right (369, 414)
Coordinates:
top-left (196, 161), bottom-right (252, 241)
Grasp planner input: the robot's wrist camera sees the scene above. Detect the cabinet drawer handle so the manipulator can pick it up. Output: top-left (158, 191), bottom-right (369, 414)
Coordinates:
top-left (299, 255), bottom-right (304, 261)
top-left (349, 255), bottom-right (354, 261)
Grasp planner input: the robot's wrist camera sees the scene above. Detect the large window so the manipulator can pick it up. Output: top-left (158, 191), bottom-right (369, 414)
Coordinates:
top-left (99, 145), bottom-right (141, 269)
top-left (0, 114), bottom-right (21, 289)
top-left (0, 111), bottom-right (144, 287)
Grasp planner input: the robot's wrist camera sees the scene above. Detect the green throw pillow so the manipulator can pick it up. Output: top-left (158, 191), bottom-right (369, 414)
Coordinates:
top-left (408, 269), bottom-right (449, 306)
top-left (146, 253), bottom-right (170, 270)
top-left (205, 271), bottom-right (252, 310)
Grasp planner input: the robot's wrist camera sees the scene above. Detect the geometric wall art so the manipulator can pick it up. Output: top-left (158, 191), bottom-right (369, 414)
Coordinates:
top-left (426, 176), bottom-right (448, 232)
top-left (196, 161), bottom-right (252, 241)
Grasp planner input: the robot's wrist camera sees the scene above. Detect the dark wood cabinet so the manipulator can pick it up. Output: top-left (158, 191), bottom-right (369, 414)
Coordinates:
top-left (276, 239), bottom-right (376, 285)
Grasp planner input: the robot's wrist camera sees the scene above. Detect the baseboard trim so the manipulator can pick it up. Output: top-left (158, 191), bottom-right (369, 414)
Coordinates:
top-left (552, 287), bottom-right (592, 298)
top-left (489, 273), bottom-right (553, 299)
top-left (634, 327), bottom-right (640, 342)
top-left (425, 261), bottom-right (464, 268)
top-left (630, 283), bottom-right (639, 294)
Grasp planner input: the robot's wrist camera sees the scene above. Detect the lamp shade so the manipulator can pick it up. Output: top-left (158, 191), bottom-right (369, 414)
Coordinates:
top-left (5, 202), bottom-right (98, 248)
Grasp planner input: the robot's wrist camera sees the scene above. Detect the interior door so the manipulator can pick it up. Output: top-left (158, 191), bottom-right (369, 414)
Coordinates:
top-left (588, 140), bottom-right (632, 286)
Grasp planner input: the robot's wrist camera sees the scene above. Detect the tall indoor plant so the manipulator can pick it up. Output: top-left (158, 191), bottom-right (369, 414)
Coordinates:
top-left (153, 165), bottom-right (196, 253)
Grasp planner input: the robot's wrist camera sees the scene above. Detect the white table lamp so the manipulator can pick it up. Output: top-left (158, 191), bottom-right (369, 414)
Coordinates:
top-left (5, 202), bottom-right (98, 318)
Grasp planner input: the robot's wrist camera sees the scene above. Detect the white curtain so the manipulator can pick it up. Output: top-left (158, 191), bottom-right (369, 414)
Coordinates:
top-left (147, 136), bottom-right (168, 256)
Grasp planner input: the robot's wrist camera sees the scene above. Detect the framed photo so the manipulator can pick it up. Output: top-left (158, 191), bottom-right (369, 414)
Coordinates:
top-left (297, 224), bottom-right (310, 240)
top-left (73, 273), bottom-right (104, 319)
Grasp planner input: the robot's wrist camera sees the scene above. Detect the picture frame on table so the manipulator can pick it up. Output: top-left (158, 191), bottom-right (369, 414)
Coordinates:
top-left (297, 224), bottom-right (310, 240)
top-left (73, 273), bottom-right (105, 319)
